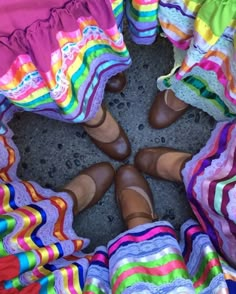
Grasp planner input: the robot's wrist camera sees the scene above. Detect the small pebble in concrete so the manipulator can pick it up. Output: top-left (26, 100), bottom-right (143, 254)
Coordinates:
top-left (107, 215), bottom-right (114, 222)
top-left (57, 144), bottom-right (63, 150)
top-left (138, 124), bottom-right (144, 130)
top-left (114, 99), bottom-right (119, 104)
top-left (120, 92), bottom-right (125, 98)
top-left (66, 160), bottom-right (73, 169)
top-left (98, 200), bottom-right (104, 206)
top-left (40, 159), bottom-right (46, 164)
top-left (117, 103), bottom-right (125, 109)
top-left (74, 159), bottom-right (81, 167)
top-left (155, 137), bottom-right (160, 144)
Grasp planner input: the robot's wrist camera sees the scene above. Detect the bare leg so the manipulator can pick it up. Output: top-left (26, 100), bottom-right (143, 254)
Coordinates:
top-left (165, 90), bottom-right (188, 111)
top-left (156, 151), bottom-right (192, 182)
top-left (84, 107), bottom-right (120, 143)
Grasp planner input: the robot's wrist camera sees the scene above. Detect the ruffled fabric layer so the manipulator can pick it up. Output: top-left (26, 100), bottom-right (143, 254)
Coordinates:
top-left (183, 120), bottom-right (236, 267)
top-left (0, 0), bottom-right (131, 122)
top-left (0, 0), bottom-right (118, 73)
top-left (157, 0), bottom-right (236, 120)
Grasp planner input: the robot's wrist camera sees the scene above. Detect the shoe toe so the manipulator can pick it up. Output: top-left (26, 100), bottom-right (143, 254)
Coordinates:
top-left (149, 107), bottom-right (171, 129)
top-left (94, 127), bottom-right (131, 161)
top-left (110, 131), bottom-right (131, 161)
top-left (84, 162), bottom-right (115, 199)
top-left (148, 92), bottom-right (171, 129)
top-left (149, 91), bottom-right (188, 129)
top-left (134, 149), bottom-right (152, 174)
top-left (105, 72), bottom-right (126, 93)
top-left (115, 165), bottom-right (151, 197)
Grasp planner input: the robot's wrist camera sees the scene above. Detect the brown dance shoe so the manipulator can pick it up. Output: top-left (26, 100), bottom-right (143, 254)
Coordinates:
top-left (149, 90), bottom-right (189, 129)
top-left (135, 147), bottom-right (192, 182)
top-left (83, 105), bottom-right (131, 161)
top-left (115, 165), bottom-right (157, 228)
top-left (62, 162), bottom-right (115, 214)
top-left (105, 72), bottom-right (126, 93)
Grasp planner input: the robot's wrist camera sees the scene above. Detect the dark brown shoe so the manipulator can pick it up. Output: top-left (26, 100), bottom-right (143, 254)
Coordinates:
top-left (149, 90), bottom-right (189, 129)
top-left (135, 147), bottom-right (192, 182)
top-left (62, 162), bottom-right (115, 214)
top-left (115, 165), bottom-right (157, 228)
top-left (105, 72), bottom-right (126, 93)
top-left (84, 106), bottom-right (131, 161)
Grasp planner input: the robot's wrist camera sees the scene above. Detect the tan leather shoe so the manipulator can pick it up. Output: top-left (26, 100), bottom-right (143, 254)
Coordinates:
top-left (135, 147), bottom-right (192, 182)
top-left (149, 90), bottom-right (189, 129)
top-left (84, 105), bottom-right (131, 161)
top-left (115, 165), bottom-right (157, 228)
top-left (105, 72), bottom-right (126, 93)
top-left (62, 162), bottom-right (115, 214)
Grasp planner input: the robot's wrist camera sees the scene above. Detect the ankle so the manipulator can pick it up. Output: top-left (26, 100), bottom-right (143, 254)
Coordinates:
top-left (86, 107), bottom-right (103, 126)
top-left (157, 152), bottom-right (191, 182)
top-left (166, 90), bottom-right (188, 110)
top-left (64, 175), bottom-right (96, 212)
top-left (128, 217), bottom-right (152, 229)
top-left (84, 108), bottom-right (120, 143)
top-left (174, 153), bottom-right (191, 181)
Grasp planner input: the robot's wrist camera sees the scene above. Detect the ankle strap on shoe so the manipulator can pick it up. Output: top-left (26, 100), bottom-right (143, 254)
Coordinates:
top-left (83, 105), bottom-right (107, 128)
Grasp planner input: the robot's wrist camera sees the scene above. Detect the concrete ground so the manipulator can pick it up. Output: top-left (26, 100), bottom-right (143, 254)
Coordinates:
top-left (9, 34), bottom-right (216, 251)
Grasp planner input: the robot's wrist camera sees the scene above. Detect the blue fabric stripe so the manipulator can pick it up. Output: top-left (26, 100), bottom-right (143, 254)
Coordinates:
top-left (18, 252), bottom-right (30, 273)
top-left (28, 204), bottom-right (46, 247)
top-left (182, 225), bottom-right (204, 257)
top-left (90, 260), bottom-right (108, 269)
top-left (0, 218), bottom-right (8, 235)
top-left (7, 183), bottom-right (18, 210)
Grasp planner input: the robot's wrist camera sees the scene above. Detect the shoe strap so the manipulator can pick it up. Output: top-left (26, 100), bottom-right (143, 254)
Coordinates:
top-left (119, 186), bottom-right (156, 225)
top-left (124, 212), bottom-right (154, 223)
top-left (83, 105), bottom-right (107, 128)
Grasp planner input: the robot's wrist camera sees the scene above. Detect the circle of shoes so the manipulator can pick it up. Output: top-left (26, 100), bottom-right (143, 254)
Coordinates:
top-left (61, 75), bottom-right (192, 225)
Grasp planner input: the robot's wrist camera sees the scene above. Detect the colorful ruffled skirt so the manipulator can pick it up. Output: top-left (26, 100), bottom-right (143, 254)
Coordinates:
top-left (0, 96), bottom-right (236, 293)
top-left (111, 0), bottom-right (160, 45)
top-left (115, 0), bottom-right (236, 121)
top-left (0, 0), bottom-right (131, 123)
top-left (157, 0), bottom-right (236, 121)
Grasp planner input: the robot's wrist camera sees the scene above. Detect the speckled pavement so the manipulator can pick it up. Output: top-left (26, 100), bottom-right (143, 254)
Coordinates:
top-left (9, 35), bottom-right (216, 251)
